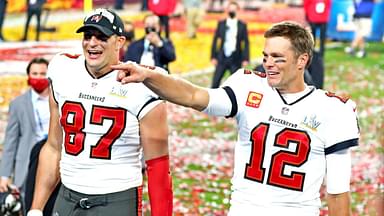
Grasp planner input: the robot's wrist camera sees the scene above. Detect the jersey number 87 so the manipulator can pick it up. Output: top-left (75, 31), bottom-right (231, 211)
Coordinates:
top-left (60, 101), bottom-right (126, 160)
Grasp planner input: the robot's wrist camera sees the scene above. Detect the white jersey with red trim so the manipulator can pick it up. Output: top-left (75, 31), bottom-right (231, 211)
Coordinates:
top-left (204, 69), bottom-right (359, 215)
top-left (48, 53), bottom-right (162, 194)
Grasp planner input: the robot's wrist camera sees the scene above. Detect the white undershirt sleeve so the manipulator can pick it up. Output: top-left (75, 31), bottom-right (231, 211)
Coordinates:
top-left (202, 88), bottom-right (233, 117)
top-left (326, 149), bottom-right (352, 194)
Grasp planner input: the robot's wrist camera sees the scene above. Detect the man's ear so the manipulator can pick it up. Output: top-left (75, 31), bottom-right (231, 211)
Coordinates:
top-left (117, 36), bottom-right (126, 50)
top-left (297, 53), bottom-right (309, 70)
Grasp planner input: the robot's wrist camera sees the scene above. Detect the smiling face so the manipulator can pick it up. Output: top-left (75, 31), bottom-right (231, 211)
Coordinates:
top-left (82, 28), bottom-right (125, 77)
top-left (262, 36), bottom-right (308, 93)
top-left (262, 22), bottom-right (313, 94)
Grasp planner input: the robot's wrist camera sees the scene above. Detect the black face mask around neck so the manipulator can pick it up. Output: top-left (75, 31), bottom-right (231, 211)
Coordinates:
top-left (228, 11), bottom-right (236, 19)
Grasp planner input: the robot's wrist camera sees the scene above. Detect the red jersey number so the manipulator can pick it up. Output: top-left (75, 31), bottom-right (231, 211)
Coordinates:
top-left (61, 101), bottom-right (126, 159)
top-left (245, 123), bottom-right (310, 191)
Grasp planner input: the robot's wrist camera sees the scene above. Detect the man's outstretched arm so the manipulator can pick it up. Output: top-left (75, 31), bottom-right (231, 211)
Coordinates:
top-left (113, 63), bottom-right (209, 111)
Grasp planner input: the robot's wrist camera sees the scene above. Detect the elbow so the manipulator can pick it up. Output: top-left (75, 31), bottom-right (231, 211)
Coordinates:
top-left (192, 105), bottom-right (207, 112)
top-left (189, 89), bottom-right (208, 112)
top-left (188, 102), bottom-right (205, 112)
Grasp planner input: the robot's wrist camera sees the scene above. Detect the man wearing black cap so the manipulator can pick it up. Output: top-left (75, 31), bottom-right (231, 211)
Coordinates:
top-left (26, 8), bottom-right (173, 216)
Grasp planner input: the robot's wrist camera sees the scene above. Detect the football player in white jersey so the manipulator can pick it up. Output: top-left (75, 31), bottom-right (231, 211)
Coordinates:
top-left (27, 8), bottom-right (173, 216)
top-left (114, 21), bottom-right (359, 216)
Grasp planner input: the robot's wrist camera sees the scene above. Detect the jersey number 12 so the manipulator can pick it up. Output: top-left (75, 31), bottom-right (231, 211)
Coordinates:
top-left (245, 123), bottom-right (311, 191)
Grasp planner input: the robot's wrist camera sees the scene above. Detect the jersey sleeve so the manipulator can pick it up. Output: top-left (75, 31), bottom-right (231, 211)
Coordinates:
top-left (135, 93), bottom-right (163, 120)
top-left (47, 53), bottom-right (66, 103)
top-left (46, 53), bottom-right (61, 84)
top-left (122, 83), bottom-right (163, 120)
top-left (202, 68), bottom-right (249, 117)
top-left (325, 149), bottom-right (352, 194)
top-left (91, 65), bottom-right (164, 120)
top-left (47, 52), bottom-right (82, 83)
top-left (130, 66), bottom-right (167, 119)
top-left (324, 99), bottom-right (359, 155)
top-left (219, 68), bottom-right (266, 118)
top-left (47, 52), bottom-right (84, 104)
top-left (202, 87), bottom-right (234, 117)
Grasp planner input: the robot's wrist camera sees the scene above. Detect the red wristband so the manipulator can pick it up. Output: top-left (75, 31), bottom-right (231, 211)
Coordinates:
top-left (146, 155), bottom-right (173, 216)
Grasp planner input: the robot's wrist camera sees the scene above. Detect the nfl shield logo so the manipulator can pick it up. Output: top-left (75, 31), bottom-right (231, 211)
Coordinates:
top-left (281, 107), bottom-right (289, 115)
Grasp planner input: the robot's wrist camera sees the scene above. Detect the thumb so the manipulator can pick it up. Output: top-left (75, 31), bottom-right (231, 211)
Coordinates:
top-left (121, 75), bottom-right (140, 84)
top-left (117, 70), bottom-right (129, 81)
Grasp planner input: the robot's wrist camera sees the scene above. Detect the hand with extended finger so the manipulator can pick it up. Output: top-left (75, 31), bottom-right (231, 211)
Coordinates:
top-left (113, 62), bottom-right (149, 84)
top-left (114, 62), bottom-right (169, 85)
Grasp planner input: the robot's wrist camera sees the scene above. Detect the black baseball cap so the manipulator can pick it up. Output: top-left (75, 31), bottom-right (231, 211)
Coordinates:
top-left (76, 8), bottom-right (124, 36)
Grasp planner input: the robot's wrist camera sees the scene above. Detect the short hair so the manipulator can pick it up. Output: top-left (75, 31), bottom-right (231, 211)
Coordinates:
top-left (143, 13), bottom-right (160, 25)
top-left (227, 1), bottom-right (240, 9)
top-left (264, 21), bottom-right (314, 68)
top-left (26, 57), bottom-right (49, 75)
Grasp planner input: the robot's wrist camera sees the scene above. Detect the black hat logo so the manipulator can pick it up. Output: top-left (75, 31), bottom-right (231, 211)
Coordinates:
top-left (90, 15), bottom-right (102, 23)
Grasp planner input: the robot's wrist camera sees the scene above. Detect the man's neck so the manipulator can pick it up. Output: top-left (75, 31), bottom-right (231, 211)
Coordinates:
top-left (86, 63), bottom-right (116, 79)
top-left (38, 88), bottom-right (49, 98)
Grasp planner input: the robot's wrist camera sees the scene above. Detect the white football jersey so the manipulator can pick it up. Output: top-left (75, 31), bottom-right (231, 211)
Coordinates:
top-left (48, 53), bottom-right (162, 194)
top-left (204, 69), bottom-right (359, 215)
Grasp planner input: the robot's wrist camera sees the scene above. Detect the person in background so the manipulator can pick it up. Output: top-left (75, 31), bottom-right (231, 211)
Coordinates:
top-left (114, 0), bottom-right (124, 10)
top-left (303, 0), bottom-right (331, 57)
top-left (26, 8), bottom-right (172, 216)
top-left (120, 20), bottom-right (135, 61)
top-left (211, 1), bottom-right (249, 88)
top-left (158, 15), bottom-right (170, 39)
top-left (21, 0), bottom-right (46, 41)
top-left (208, 0), bottom-right (224, 12)
top-left (114, 20), bottom-right (359, 216)
top-left (307, 51), bottom-right (324, 89)
top-left (0, 0), bottom-right (7, 41)
top-left (124, 14), bottom-right (176, 71)
top-left (24, 138), bottom-right (60, 216)
top-left (0, 57), bottom-right (50, 214)
top-left (147, 0), bottom-right (177, 39)
top-left (344, 0), bottom-right (375, 58)
top-left (141, 0), bottom-right (148, 11)
top-left (182, 0), bottom-right (204, 39)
